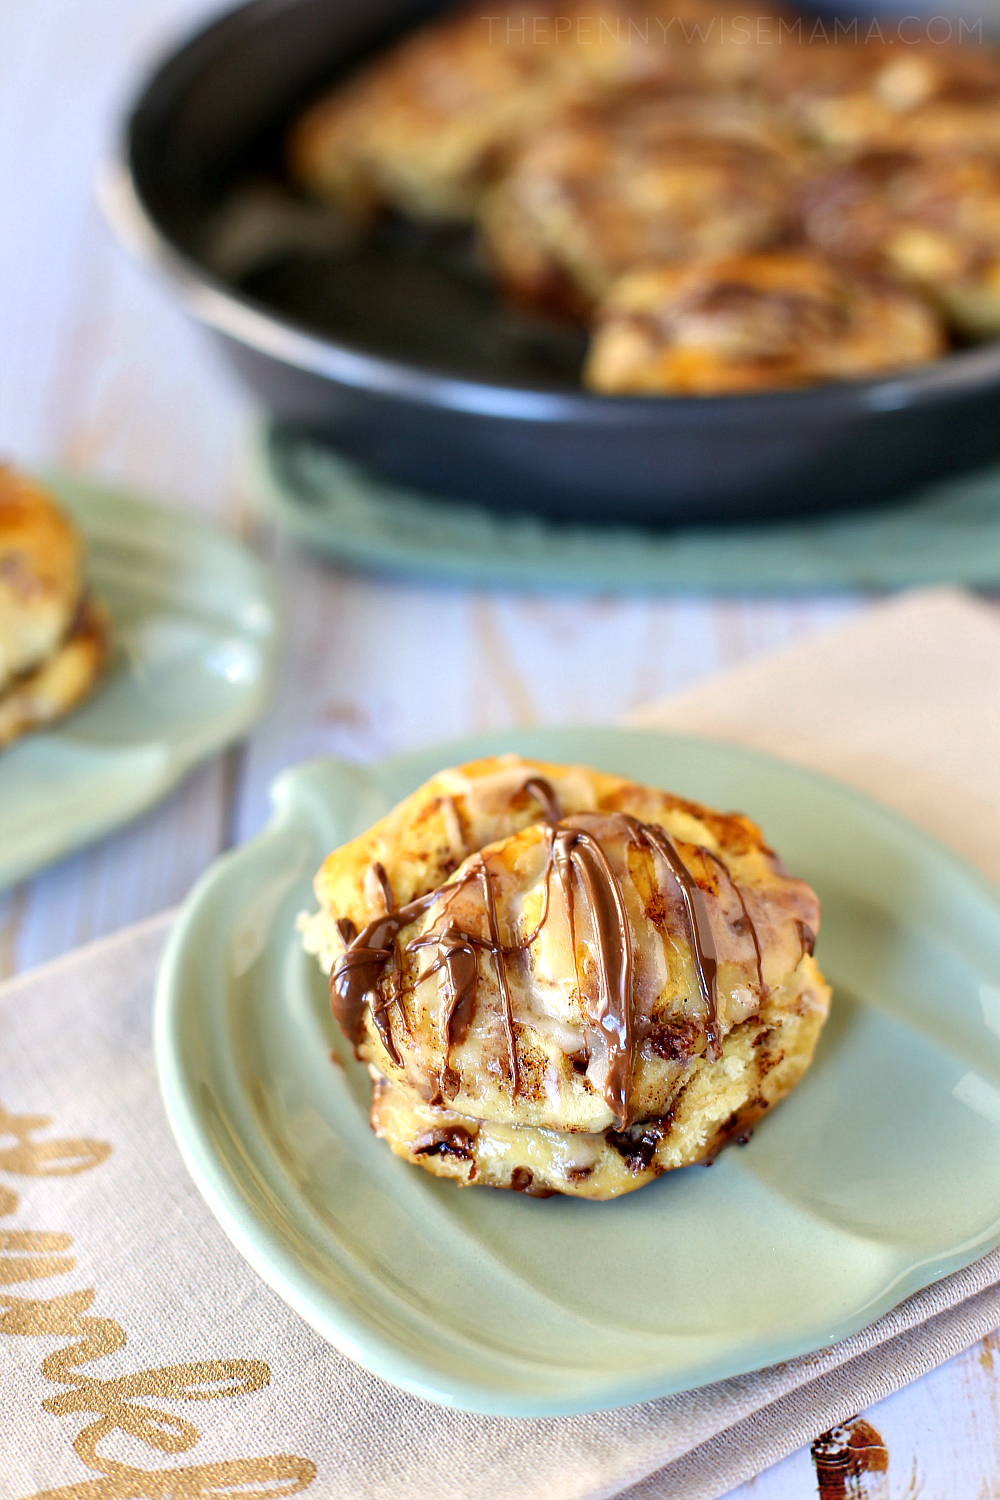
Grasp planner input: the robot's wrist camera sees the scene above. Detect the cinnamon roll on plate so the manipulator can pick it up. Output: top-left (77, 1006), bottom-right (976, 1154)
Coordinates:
top-left (0, 466), bottom-right (109, 748)
top-left (301, 755), bottom-right (831, 1200)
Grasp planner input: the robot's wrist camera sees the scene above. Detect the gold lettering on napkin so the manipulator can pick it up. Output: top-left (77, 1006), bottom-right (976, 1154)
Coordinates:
top-left (1, 1102), bottom-right (317, 1499)
top-left (0, 1104), bottom-right (111, 1178)
top-left (0, 1228), bottom-right (75, 1285)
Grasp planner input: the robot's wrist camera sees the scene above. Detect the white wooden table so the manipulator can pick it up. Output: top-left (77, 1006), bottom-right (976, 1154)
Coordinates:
top-left (1, 3), bottom-right (995, 1493)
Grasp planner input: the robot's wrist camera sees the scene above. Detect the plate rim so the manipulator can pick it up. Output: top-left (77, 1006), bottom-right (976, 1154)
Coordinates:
top-left (154, 727), bottom-right (1000, 1415)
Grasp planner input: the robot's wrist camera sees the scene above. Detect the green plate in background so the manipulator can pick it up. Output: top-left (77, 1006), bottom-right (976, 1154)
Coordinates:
top-left (249, 423), bottom-right (1000, 593)
top-left (155, 728), bottom-right (1000, 1415)
top-left (0, 474), bottom-right (279, 890)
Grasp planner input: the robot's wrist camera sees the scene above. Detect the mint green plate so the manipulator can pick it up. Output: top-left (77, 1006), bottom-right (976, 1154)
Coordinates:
top-left (155, 729), bottom-right (1000, 1415)
top-left (0, 474), bottom-right (279, 890)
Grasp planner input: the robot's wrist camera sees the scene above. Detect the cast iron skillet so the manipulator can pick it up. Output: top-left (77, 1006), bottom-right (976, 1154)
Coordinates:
top-left (103, 0), bottom-right (1000, 525)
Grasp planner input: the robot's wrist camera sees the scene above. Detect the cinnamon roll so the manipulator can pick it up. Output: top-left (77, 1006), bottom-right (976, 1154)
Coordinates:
top-left (479, 93), bottom-right (806, 315)
top-left (801, 148), bottom-right (1000, 339)
top-left (583, 250), bottom-right (946, 394)
top-left (768, 38), bottom-right (1000, 155)
top-left (0, 466), bottom-right (109, 747)
top-left (288, 1), bottom-right (685, 224)
top-left (302, 755), bottom-right (831, 1199)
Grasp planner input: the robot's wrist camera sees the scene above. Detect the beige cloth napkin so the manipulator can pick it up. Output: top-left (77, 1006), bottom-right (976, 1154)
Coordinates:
top-left (633, 585), bottom-right (1000, 891)
top-left (3, 587), bottom-right (999, 1500)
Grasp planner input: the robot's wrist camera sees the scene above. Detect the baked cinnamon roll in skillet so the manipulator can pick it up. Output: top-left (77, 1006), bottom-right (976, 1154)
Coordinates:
top-left (767, 38), bottom-right (1000, 155)
top-left (286, 1), bottom-right (1000, 390)
top-left (583, 250), bottom-right (946, 394)
top-left (288, 1), bottom-right (687, 224)
top-left (289, 3), bottom-right (560, 222)
top-left (479, 94), bottom-right (807, 315)
top-left (302, 755), bottom-right (831, 1199)
top-left (801, 149), bottom-right (1000, 339)
top-left (288, 0), bottom-right (816, 229)
top-left (652, 0), bottom-right (807, 90)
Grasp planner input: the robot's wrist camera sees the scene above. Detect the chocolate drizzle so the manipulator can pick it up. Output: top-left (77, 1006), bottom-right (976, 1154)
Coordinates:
top-left (330, 890), bottom-right (441, 1061)
top-left (701, 846), bottom-right (765, 998)
top-left (480, 859), bottom-right (520, 1092)
top-left (550, 823), bottom-right (635, 1128)
top-left (372, 860), bottom-right (393, 912)
top-left (622, 816), bottom-right (721, 1063)
top-left (329, 771), bottom-right (724, 1128)
top-left (414, 924), bottom-right (478, 1048)
top-left (522, 775), bottom-right (562, 823)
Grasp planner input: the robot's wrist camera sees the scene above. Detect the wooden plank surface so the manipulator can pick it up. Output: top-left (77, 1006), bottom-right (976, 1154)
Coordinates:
top-left (0, 2), bottom-right (995, 1494)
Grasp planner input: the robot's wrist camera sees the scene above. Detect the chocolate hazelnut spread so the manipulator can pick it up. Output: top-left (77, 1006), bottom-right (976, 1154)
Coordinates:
top-left (331, 773), bottom-right (728, 1129)
top-left (702, 845), bottom-right (765, 995)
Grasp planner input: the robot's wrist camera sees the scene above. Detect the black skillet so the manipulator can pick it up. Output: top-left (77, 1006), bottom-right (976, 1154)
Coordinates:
top-left (103, 0), bottom-right (1000, 525)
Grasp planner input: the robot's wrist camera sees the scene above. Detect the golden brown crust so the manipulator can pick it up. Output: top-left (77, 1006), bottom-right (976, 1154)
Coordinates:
top-left (289, 0), bottom-right (809, 229)
top-left (479, 94), bottom-right (806, 312)
top-left (0, 594), bottom-right (110, 749)
top-left (583, 250), bottom-right (946, 394)
top-left (307, 753), bottom-right (779, 958)
top-left (289, 1), bottom-right (771, 223)
top-left (370, 954), bottom-right (829, 1198)
top-left (0, 465), bottom-right (84, 692)
top-left (767, 40), bottom-right (1000, 154)
top-left (288, 2), bottom-right (662, 222)
top-left (801, 148), bottom-right (1000, 339)
top-left (651, 0), bottom-right (808, 91)
top-left (330, 805), bottom-right (820, 1134)
top-left (286, 4), bottom-right (1000, 387)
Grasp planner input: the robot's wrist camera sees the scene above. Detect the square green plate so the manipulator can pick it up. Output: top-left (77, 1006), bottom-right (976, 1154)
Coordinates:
top-left (154, 729), bottom-right (1000, 1416)
top-left (0, 474), bottom-right (279, 889)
